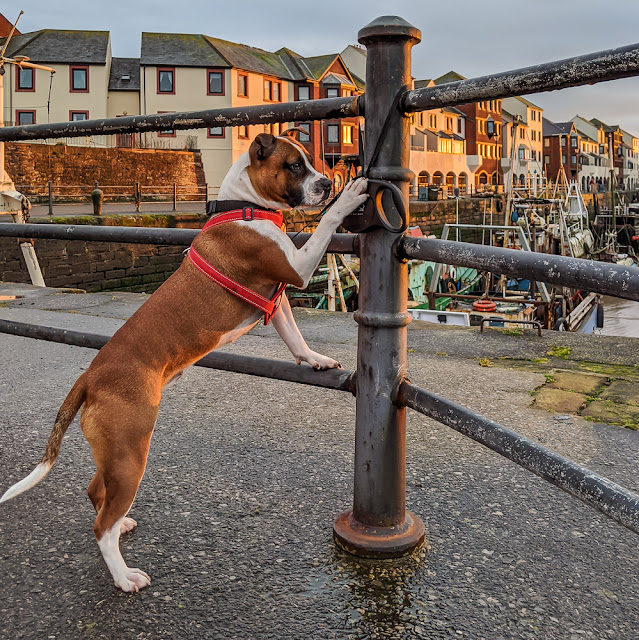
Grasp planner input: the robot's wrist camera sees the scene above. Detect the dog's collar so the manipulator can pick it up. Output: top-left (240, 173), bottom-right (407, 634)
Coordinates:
top-left (202, 203), bottom-right (285, 233)
top-left (206, 199), bottom-right (279, 215)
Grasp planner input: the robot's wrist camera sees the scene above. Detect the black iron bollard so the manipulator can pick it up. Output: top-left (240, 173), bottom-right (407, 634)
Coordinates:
top-left (333, 16), bottom-right (425, 557)
top-left (91, 188), bottom-right (104, 216)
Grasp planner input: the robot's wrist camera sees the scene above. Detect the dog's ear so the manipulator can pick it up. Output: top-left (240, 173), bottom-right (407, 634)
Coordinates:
top-left (250, 133), bottom-right (277, 162)
top-left (281, 126), bottom-right (309, 140)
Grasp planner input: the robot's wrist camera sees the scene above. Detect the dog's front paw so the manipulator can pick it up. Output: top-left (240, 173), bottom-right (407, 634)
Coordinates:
top-left (296, 350), bottom-right (342, 371)
top-left (115, 568), bottom-right (151, 593)
top-left (331, 177), bottom-right (369, 220)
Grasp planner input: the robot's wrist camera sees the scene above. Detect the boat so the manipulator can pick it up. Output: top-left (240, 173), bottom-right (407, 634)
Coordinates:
top-left (406, 173), bottom-right (603, 333)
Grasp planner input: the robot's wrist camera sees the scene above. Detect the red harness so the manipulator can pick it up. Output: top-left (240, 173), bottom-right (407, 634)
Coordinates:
top-left (188, 206), bottom-right (287, 325)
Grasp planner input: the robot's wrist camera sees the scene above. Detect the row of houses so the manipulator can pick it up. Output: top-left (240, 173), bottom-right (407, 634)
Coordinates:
top-left (1, 17), bottom-right (637, 195)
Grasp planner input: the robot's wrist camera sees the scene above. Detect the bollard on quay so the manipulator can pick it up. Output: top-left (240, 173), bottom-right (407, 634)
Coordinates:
top-left (91, 188), bottom-right (104, 216)
top-left (333, 16), bottom-right (425, 558)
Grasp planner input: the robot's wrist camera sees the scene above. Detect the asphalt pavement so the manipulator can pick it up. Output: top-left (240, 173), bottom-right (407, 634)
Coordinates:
top-left (0, 284), bottom-right (637, 639)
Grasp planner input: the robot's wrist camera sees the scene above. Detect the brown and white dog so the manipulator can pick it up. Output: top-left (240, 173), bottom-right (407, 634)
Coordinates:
top-left (0, 130), bottom-right (368, 592)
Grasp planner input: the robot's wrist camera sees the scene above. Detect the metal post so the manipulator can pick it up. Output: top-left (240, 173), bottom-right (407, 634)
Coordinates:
top-left (333, 16), bottom-right (425, 558)
top-left (173, 182), bottom-right (177, 211)
top-left (48, 181), bottom-right (53, 215)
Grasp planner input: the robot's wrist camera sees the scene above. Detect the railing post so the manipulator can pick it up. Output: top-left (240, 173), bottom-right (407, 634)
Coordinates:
top-left (47, 181), bottom-right (53, 215)
top-left (333, 16), bottom-right (424, 558)
top-left (173, 182), bottom-right (177, 211)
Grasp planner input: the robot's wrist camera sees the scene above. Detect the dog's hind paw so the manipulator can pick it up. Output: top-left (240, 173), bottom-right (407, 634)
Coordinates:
top-left (120, 517), bottom-right (137, 534)
top-left (115, 568), bottom-right (151, 593)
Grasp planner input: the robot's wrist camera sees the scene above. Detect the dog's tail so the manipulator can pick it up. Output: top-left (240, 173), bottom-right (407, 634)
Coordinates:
top-left (0, 377), bottom-right (86, 504)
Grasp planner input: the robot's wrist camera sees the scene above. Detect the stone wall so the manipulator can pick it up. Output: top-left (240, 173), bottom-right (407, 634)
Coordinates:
top-left (409, 197), bottom-right (498, 235)
top-left (4, 143), bottom-right (206, 196)
top-left (0, 215), bottom-right (205, 293)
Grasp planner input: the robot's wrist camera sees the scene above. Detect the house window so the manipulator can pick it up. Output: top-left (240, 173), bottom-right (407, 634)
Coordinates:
top-left (298, 122), bottom-right (310, 142)
top-left (428, 114), bottom-right (437, 128)
top-left (544, 155), bottom-right (550, 164)
top-left (208, 127), bottom-right (225, 138)
top-left (326, 88), bottom-right (339, 98)
top-left (16, 67), bottom-right (34, 91)
top-left (570, 136), bottom-right (578, 148)
top-left (238, 125), bottom-right (249, 139)
top-left (207, 70), bottom-right (224, 95)
top-left (70, 111), bottom-right (89, 121)
top-left (561, 137), bottom-right (566, 147)
top-left (571, 154), bottom-right (577, 165)
top-left (158, 111), bottom-right (176, 136)
top-left (343, 125), bottom-right (353, 145)
top-left (327, 124), bottom-right (339, 143)
top-left (263, 79), bottom-right (281, 102)
top-left (445, 117), bottom-right (453, 130)
top-left (519, 128), bottom-right (525, 139)
top-left (70, 66), bottom-right (89, 92)
top-left (457, 119), bottom-right (462, 134)
top-left (297, 86), bottom-right (310, 101)
top-left (562, 154), bottom-right (566, 164)
top-left (518, 147), bottom-right (526, 160)
top-left (157, 67), bottom-right (175, 94)
top-left (599, 144), bottom-right (605, 154)
top-left (16, 110), bottom-right (36, 125)
top-left (343, 89), bottom-right (352, 97)
top-left (238, 73), bottom-right (248, 97)
top-left (545, 138), bottom-right (550, 147)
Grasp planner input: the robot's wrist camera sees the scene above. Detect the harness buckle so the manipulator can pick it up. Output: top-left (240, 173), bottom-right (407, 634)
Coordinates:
top-left (242, 207), bottom-right (254, 221)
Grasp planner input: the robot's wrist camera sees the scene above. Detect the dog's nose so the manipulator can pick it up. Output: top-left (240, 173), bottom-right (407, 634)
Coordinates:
top-left (319, 177), bottom-right (332, 191)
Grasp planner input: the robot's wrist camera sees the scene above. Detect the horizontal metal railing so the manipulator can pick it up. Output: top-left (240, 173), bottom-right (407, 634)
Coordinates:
top-left (0, 223), bottom-right (359, 254)
top-left (0, 320), bottom-right (355, 393)
top-left (399, 235), bottom-right (639, 302)
top-left (2, 223), bottom-right (638, 301)
top-left (0, 96), bottom-right (359, 142)
top-left (403, 42), bottom-right (639, 111)
top-left (398, 381), bottom-right (639, 535)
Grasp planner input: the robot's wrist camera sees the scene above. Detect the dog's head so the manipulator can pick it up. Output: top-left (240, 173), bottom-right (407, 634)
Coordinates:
top-left (247, 130), bottom-right (332, 207)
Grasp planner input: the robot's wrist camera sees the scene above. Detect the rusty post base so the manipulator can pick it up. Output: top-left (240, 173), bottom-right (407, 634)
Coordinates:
top-left (333, 509), bottom-right (425, 559)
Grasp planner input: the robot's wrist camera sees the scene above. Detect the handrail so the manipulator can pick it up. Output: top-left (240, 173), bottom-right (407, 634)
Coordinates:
top-left (399, 235), bottom-right (639, 302)
top-left (397, 380), bottom-right (639, 535)
top-left (0, 95), bottom-right (360, 142)
top-left (403, 42), bottom-right (639, 111)
top-left (0, 319), bottom-right (356, 393)
top-left (0, 222), bottom-right (359, 254)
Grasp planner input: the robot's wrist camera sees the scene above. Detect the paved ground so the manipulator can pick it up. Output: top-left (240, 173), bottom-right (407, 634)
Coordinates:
top-left (0, 284), bottom-right (638, 639)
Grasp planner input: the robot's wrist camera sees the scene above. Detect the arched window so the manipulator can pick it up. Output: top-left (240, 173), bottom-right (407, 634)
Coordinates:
top-left (418, 171), bottom-right (430, 186)
top-left (458, 173), bottom-right (467, 194)
top-left (446, 172), bottom-right (455, 189)
top-left (491, 172), bottom-right (498, 185)
top-left (433, 172), bottom-right (444, 186)
top-left (478, 172), bottom-right (488, 185)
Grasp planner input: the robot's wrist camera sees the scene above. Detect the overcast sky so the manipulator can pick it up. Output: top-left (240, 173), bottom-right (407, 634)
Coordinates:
top-left (5, 0), bottom-right (639, 133)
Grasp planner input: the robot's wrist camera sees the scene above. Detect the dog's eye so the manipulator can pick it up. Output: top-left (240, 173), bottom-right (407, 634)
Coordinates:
top-left (289, 162), bottom-right (302, 172)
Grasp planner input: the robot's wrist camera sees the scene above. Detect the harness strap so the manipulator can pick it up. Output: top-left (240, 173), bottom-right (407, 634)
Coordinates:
top-left (189, 206), bottom-right (287, 325)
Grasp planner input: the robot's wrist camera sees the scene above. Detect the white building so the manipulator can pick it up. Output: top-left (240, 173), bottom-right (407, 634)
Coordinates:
top-left (501, 96), bottom-right (544, 189)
